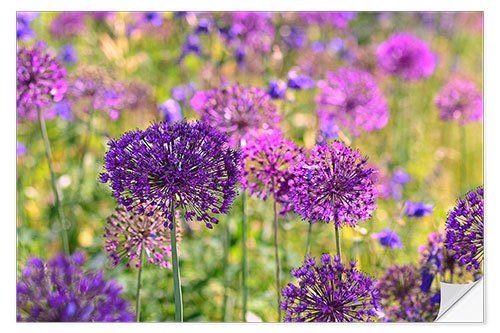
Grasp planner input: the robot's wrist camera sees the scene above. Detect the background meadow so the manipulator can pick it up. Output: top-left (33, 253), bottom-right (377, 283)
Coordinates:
top-left (16, 11), bottom-right (483, 322)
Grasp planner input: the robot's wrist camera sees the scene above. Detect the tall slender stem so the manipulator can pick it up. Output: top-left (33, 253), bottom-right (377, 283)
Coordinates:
top-left (304, 222), bottom-right (312, 258)
top-left (135, 248), bottom-right (144, 322)
top-left (241, 190), bottom-right (248, 322)
top-left (37, 108), bottom-right (69, 254)
top-left (170, 202), bottom-right (183, 322)
top-left (272, 193), bottom-right (281, 322)
top-left (335, 225), bottom-right (341, 260)
top-left (73, 109), bottom-right (95, 205)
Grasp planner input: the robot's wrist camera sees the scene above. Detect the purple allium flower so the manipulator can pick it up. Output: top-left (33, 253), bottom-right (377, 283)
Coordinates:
top-left (316, 67), bottom-right (389, 136)
top-left (288, 141), bottom-right (377, 227)
top-left (445, 186), bottom-right (484, 271)
top-left (17, 44), bottom-right (67, 121)
top-left (287, 71), bottom-right (315, 90)
top-left (435, 79), bottom-right (483, 125)
top-left (227, 12), bottom-right (275, 53)
top-left (17, 142), bottom-right (27, 156)
top-left (17, 252), bottom-right (134, 322)
top-left (405, 201), bottom-right (433, 217)
top-left (144, 12), bottom-right (163, 27)
top-left (376, 264), bottom-right (439, 322)
top-left (371, 228), bottom-right (404, 249)
top-left (17, 12), bottom-right (37, 40)
top-left (281, 254), bottom-right (381, 322)
top-left (100, 121), bottom-right (241, 229)
top-left (190, 83), bottom-right (281, 146)
top-left (376, 32), bottom-right (436, 80)
top-left (299, 12), bottom-right (356, 29)
top-left (104, 205), bottom-right (182, 269)
top-left (60, 44), bottom-right (78, 64)
top-left (240, 129), bottom-right (302, 216)
top-left (50, 12), bottom-right (86, 39)
top-left (158, 99), bottom-right (182, 123)
top-left (268, 79), bottom-right (287, 99)
top-left (282, 26), bottom-right (307, 50)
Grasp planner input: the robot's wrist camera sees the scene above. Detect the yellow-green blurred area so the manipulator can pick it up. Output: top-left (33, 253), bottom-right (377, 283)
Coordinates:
top-left (16, 12), bottom-right (483, 322)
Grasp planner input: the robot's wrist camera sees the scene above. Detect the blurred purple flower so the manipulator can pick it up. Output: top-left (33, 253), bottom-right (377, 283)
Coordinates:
top-left (316, 119), bottom-right (339, 145)
top-left (281, 254), bottom-right (381, 322)
top-left (195, 17), bottom-right (212, 34)
top-left (299, 12), bottom-right (356, 29)
top-left (51, 100), bottom-right (74, 121)
top-left (158, 99), bottom-right (182, 123)
top-left (371, 228), bottom-right (404, 249)
top-left (282, 26), bottom-right (307, 50)
top-left (50, 12), bottom-right (86, 39)
top-left (435, 78), bottom-right (483, 125)
top-left (17, 12), bottom-right (37, 40)
top-left (445, 186), bottom-right (483, 271)
top-left (171, 83), bottom-right (196, 103)
top-left (311, 41), bottom-right (325, 53)
top-left (268, 79), bottom-right (287, 99)
top-left (392, 168), bottom-right (411, 185)
top-left (144, 12), bottom-right (163, 27)
top-left (287, 71), bottom-right (315, 90)
top-left (17, 142), bottom-right (27, 156)
top-left (288, 141), bottom-right (377, 227)
top-left (223, 12), bottom-right (275, 55)
top-left (316, 67), bottom-right (389, 136)
top-left (60, 44), bottom-right (78, 64)
top-left (178, 34), bottom-right (202, 62)
top-left (405, 201), bottom-right (433, 217)
top-left (377, 32), bottom-right (436, 80)
top-left (17, 252), bottom-right (133, 322)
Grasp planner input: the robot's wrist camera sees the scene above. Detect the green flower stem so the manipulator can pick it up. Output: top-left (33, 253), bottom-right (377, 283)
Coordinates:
top-left (170, 202), bottom-right (183, 322)
top-left (272, 193), bottom-right (281, 322)
top-left (37, 107), bottom-right (69, 254)
top-left (73, 109), bottom-right (95, 205)
top-left (304, 222), bottom-right (312, 258)
top-left (135, 248), bottom-right (144, 322)
top-left (335, 225), bottom-right (341, 260)
top-left (241, 190), bottom-right (248, 322)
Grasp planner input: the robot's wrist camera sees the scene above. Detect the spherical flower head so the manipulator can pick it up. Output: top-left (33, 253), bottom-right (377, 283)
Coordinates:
top-left (17, 43), bottom-right (68, 121)
top-left (240, 129), bottom-right (302, 216)
top-left (190, 83), bottom-right (281, 146)
top-left (316, 67), bottom-right (389, 136)
top-left (17, 252), bottom-right (133, 322)
top-left (100, 120), bottom-right (241, 229)
top-left (445, 186), bottom-right (484, 271)
top-left (376, 32), bottom-right (436, 80)
top-left (376, 264), bottom-right (439, 322)
top-left (371, 228), bottom-right (404, 249)
top-left (405, 201), bottom-right (433, 217)
top-left (281, 254), bottom-right (381, 322)
top-left (288, 141), bottom-right (377, 227)
top-left (50, 12), bottom-right (86, 39)
top-left (435, 79), bottom-right (483, 125)
top-left (104, 205), bottom-right (182, 269)
top-left (228, 12), bottom-right (275, 53)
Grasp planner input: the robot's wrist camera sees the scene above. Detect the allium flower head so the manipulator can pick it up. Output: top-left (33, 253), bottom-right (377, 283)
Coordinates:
top-left (50, 12), bottom-right (86, 39)
top-left (17, 252), bottom-right (133, 322)
top-left (316, 67), bottom-right (389, 136)
top-left (288, 141), bottom-right (377, 227)
top-left (435, 79), bottom-right (483, 125)
top-left (100, 121), bottom-right (241, 229)
top-left (104, 205), bottom-right (182, 269)
top-left (227, 12), bottom-right (275, 53)
top-left (445, 186), bottom-right (484, 271)
top-left (405, 201), bottom-right (433, 217)
top-left (371, 228), bottom-right (404, 249)
top-left (240, 129), bottom-right (302, 216)
top-left (17, 43), bottom-right (67, 121)
top-left (190, 83), bottom-right (281, 146)
top-left (281, 254), bottom-right (381, 322)
top-left (377, 32), bottom-right (436, 80)
top-left (376, 264), bottom-right (439, 322)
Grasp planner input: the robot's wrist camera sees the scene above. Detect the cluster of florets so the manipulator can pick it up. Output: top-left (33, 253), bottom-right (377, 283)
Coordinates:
top-left (100, 121), bottom-right (241, 229)
top-left (376, 264), bottom-right (440, 322)
top-left (281, 254), bottom-right (381, 322)
top-left (240, 129), bottom-right (302, 216)
top-left (316, 67), bottom-right (389, 136)
top-left (435, 78), bottom-right (483, 125)
top-left (377, 32), bottom-right (436, 80)
top-left (17, 252), bottom-right (133, 322)
top-left (104, 205), bottom-right (182, 269)
top-left (445, 186), bottom-right (484, 271)
top-left (50, 12), bottom-right (86, 39)
top-left (288, 141), bottom-right (377, 227)
top-left (190, 83), bottom-right (281, 146)
top-left (17, 43), bottom-right (67, 121)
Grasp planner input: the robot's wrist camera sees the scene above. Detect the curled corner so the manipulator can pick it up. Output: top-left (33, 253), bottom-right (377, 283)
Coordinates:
top-left (435, 278), bottom-right (484, 322)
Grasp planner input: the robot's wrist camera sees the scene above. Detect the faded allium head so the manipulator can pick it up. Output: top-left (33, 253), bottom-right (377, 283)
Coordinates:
top-left (377, 32), bottom-right (436, 80)
top-left (288, 141), bottom-right (377, 227)
top-left (240, 129), bottom-right (302, 216)
top-left (17, 43), bottom-right (67, 121)
top-left (445, 186), bottom-right (484, 271)
top-left (316, 67), bottom-right (389, 136)
top-left (435, 79), bottom-right (483, 125)
top-left (104, 205), bottom-right (182, 269)
top-left (190, 83), bottom-right (281, 146)
top-left (100, 121), bottom-right (241, 229)
top-left (376, 264), bottom-right (439, 322)
top-left (50, 12), bottom-right (86, 39)
top-left (17, 252), bottom-right (133, 322)
top-left (281, 254), bottom-right (381, 322)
